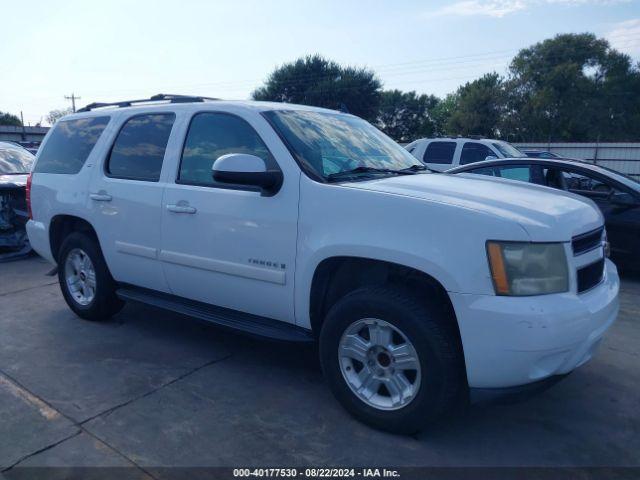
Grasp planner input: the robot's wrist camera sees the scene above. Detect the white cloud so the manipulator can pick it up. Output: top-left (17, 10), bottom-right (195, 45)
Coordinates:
top-left (424, 0), bottom-right (630, 18)
top-left (546, 0), bottom-right (629, 4)
top-left (424, 1), bottom-right (527, 18)
top-left (606, 18), bottom-right (640, 58)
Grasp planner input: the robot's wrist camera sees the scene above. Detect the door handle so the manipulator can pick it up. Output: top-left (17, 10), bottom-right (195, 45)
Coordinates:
top-left (90, 193), bottom-right (112, 202)
top-left (166, 204), bottom-right (197, 214)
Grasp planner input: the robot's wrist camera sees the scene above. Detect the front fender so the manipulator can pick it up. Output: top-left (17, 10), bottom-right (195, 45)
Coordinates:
top-left (294, 176), bottom-right (528, 328)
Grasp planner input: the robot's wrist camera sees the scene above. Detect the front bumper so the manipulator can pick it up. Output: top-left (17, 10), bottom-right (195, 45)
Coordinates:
top-left (450, 259), bottom-right (619, 389)
top-left (469, 374), bottom-right (570, 404)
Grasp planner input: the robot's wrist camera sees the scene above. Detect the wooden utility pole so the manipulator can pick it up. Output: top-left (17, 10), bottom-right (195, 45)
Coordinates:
top-left (64, 93), bottom-right (81, 112)
top-left (20, 111), bottom-right (26, 141)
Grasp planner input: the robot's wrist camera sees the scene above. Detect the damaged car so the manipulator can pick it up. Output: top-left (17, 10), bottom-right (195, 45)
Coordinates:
top-left (0, 141), bottom-right (33, 260)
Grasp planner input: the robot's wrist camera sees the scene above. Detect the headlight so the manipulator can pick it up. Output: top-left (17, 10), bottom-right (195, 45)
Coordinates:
top-left (486, 241), bottom-right (569, 296)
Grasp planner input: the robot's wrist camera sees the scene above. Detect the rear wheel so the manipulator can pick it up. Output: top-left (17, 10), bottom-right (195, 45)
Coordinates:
top-left (58, 232), bottom-right (123, 321)
top-left (319, 286), bottom-right (464, 434)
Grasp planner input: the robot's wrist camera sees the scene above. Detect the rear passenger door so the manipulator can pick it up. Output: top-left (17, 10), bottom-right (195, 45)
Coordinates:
top-left (88, 112), bottom-right (176, 293)
top-left (421, 141), bottom-right (457, 172)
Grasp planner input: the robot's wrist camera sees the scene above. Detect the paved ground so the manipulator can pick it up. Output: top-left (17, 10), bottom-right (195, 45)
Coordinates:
top-left (0, 256), bottom-right (638, 477)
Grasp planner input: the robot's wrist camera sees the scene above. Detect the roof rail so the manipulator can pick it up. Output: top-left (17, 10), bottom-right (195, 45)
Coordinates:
top-left (77, 94), bottom-right (220, 112)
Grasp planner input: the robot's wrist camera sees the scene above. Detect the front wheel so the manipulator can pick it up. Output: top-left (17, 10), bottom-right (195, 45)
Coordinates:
top-left (319, 286), bottom-right (464, 434)
top-left (58, 232), bottom-right (124, 321)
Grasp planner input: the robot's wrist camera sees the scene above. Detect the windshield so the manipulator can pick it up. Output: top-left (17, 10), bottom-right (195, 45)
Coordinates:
top-left (264, 110), bottom-right (424, 180)
top-left (0, 146), bottom-right (35, 174)
top-left (597, 165), bottom-right (640, 188)
top-left (492, 141), bottom-right (527, 158)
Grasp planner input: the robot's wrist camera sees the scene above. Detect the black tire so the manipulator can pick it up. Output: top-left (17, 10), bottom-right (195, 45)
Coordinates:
top-left (57, 231), bottom-right (124, 321)
top-left (319, 285), bottom-right (465, 434)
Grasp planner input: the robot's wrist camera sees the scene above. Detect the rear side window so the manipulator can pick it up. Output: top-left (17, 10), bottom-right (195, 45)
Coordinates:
top-left (106, 114), bottom-right (175, 181)
top-left (423, 142), bottom-right (456, 164)
top-left (179, 112), bottom-right (275, 187)
top-left (34, 117), bottom-right (110, 174)
top-left (459, 142), bottom-right (496, 165)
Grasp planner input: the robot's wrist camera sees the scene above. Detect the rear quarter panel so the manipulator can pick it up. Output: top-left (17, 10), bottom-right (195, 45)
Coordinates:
top-left (28, 117), bottom-right (119, 261)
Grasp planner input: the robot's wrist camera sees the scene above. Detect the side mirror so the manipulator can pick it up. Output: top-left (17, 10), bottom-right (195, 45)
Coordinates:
top-left (212, 154), bottom-right (283, 196)
top-left (485, 155), bottom-right (498, 161)
top-left (610, 192), bottom-right (638, 208)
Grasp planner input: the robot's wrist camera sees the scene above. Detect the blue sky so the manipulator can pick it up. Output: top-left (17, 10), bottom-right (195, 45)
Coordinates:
top-left (1, 0), bottom-right (639, 125)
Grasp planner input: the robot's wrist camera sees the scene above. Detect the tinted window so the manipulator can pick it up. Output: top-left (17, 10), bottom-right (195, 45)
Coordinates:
top-left (459, 142), bottom-right (496, 165)
top-left (468, 167), bottom-right (497, 177)
top-left (491, 141), bottom-right (526, 158)
top-left (179, 113), bottom-right (276, 186)
top-left (423, 142), bottom-right (456, 164)
top-left (497, 166), bottom-right (532, 182)
top-left (561, 170), bottom-right (616, 195)
top-left (0, 146), bottom-right (34, 174)
top-left (34, 117), bottom-right (110, 174)
top-left (107, 114), bottom-right (175, 181)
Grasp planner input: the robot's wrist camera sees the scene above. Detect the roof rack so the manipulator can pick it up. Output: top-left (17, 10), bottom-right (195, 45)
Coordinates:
top-left (77, 94), bottom-right (220, 112)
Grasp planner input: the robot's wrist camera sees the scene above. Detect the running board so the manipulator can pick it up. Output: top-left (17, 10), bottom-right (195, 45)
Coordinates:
top-left (116, 286), bottom-right (314, 343)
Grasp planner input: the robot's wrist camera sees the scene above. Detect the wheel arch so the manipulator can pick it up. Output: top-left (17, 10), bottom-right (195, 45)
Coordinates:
top-left (308, 256), bottom-right (468, 393)
top-left (49, 214), bottom-right (100, 263)
top-left (309, 257), bottom-right (462, 341)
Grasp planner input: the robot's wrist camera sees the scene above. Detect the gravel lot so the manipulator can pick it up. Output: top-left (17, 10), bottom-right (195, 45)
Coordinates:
top-left (0, 255), bottom-right (638, 478)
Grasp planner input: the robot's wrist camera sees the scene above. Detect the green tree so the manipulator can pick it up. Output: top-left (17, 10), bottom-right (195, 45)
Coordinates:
top-left (504, 33), bottom-right (640, 141)
top-left (376, 90), bottom-right (440, 142)
top-left (431, 93), bottom-right (458, 136)
top-left (0, 111), bottom-right (22, 127)
top-left (252, 54), bottom-right (382, 122)
top-left (446, 73), bottom-right (505, 138)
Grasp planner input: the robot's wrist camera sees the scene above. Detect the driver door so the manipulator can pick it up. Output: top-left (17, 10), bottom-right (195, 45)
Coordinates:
top-left (159, 111), bottom-right (299, 324)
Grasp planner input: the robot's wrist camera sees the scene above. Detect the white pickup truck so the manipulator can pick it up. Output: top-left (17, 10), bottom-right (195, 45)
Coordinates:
top-left (26, 95), bottom-right (619, 433)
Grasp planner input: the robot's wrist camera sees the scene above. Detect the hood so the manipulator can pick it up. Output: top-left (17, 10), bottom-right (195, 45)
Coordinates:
top-left (344, 173), bottom-right (603, 242)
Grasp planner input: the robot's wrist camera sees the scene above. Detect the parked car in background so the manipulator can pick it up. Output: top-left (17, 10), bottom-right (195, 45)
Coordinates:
top-left (27, 95), bottom-right (619, 433)
top-left (405, 137), bottom-right (526, 172)
top-left (523, 150), bottom-right (561, 159)
top-left (0, 141), bottom-right (34, 259)
top-left (17, 141), bottom-right (41, 155)
top-left (447, 158), bottom-right (640, 271)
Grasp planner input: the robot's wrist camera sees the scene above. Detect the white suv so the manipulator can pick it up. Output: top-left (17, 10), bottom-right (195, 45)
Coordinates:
top-left (406, 137), bottom-right (528, 172)
top-left (26, 95), bottom-right (619, 433)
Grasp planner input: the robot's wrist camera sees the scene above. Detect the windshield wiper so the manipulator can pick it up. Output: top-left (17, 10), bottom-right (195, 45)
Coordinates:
top-left (327, 165), bottom-right (428, 182)
top-left (327, 166), bottom-right (402, 181)
top-left (398, 164), bottom-right (433, 173)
